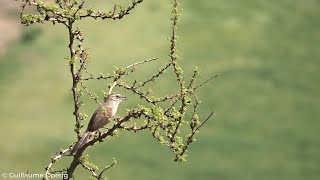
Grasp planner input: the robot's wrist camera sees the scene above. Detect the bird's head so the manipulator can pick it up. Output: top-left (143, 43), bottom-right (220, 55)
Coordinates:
top-left (104, 93), bottom-right (127, 104)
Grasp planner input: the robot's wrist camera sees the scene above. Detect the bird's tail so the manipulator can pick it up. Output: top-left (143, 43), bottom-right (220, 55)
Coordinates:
top-left (72, 132), bottom-right (90, 154)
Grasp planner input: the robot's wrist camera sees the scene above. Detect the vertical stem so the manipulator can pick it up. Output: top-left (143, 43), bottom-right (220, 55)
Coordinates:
top-left (170, 0), bottom-right (185, 138)
top-left (68, 20), bottom-right (81, 139)
top-left (65, 19), bottom-right (83, 179)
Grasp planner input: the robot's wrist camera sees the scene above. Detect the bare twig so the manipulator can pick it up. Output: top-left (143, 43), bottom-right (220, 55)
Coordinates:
top-left (194, 74), bottom-right (219, 90)
top-left (124, 57), bottom-right (158, 71)
top-left (136, 62), bottom-right (172, 88)
top-left (82, 57), bottom-right (157, 82)
top-left (97, 159), bottom-right (117, 179)
top-left (108, 81), bottom-right (117, 95)
top-left (196, 111), bottom-right (214, 131)
top-left (80, 81), bottom-right (101, 105)
top-left (113, 57), bottom-right (159, 82)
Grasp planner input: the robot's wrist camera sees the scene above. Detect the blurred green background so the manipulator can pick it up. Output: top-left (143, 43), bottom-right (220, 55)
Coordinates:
top-left (0, 0), bottom-right (319, 179)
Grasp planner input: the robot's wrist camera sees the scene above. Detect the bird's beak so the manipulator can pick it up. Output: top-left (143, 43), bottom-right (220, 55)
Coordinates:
top-left (122, 96), bottom-right (127, 100)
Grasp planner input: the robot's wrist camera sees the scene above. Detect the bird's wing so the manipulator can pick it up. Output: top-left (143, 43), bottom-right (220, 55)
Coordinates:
top-left (87, 106), bottom-right (112, 131)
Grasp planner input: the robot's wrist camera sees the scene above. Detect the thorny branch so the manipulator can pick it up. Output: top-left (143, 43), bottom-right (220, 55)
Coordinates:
top-left (79, 0), bottom-right (144, 20)
top-left (19, 0), bottom-right (218, 179)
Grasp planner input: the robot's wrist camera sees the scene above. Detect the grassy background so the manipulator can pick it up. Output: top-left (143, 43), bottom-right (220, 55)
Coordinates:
top-left (1, 0), bottom-right (320, 179)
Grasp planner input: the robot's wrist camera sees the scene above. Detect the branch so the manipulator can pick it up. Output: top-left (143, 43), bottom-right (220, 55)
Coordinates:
top-left (20, 0), bottom-right (68, 26)
top-left (108, 81), bottom-right (117, 95)
top-left (124, 57), bottom-right (158, 70)
top-left (116, 82), bottom-right (179, 105)
top-left (121, 119), bottom-right (151, 133)
top-left (194, 74), bottom-right (219, 90)
top-left (81, 73), bottom-right (114, 81)
top-left (136, 62), bottom-right (172, 88)
top-left (168, 0), bottom-right (187, 141)
top-left (80, 81), bottom-right (101, 105)
top-left (169, 0), bottom-right (185, 91)
top-left (174, 111), bottom-right (214, 162)
top-left (97, 159), bottom-right (117, 179)
top-left (44, 146), bottom-right (72, 180)
top-left (80, 161), bottom-right (99, 179)
top-left (65, 110), bottom-right (145, 179)
top-left (113, 57), bottom-right (159, 81)
top-left (82, 57), bottom-right (157, 81)
top-left (80, 0), bottom-right (144, 20)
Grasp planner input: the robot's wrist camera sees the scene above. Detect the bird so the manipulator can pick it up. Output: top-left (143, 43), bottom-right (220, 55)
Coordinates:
top-left (72, 93), bottom-right (127, 154)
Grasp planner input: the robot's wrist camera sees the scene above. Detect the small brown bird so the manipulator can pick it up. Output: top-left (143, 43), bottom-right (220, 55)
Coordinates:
top-left (72, 93), bottom-right (127, 154)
